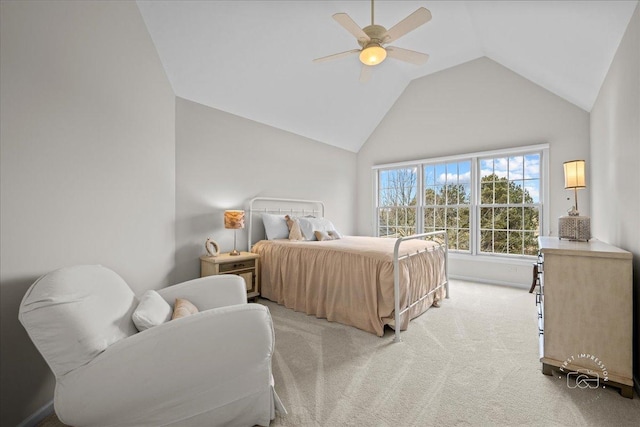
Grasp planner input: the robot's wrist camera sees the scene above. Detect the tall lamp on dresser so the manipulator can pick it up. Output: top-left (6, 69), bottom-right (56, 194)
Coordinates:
top-left (558, 160), bottom-right (590, 241)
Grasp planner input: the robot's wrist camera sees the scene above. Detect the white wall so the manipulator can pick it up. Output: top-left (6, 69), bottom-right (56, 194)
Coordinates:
top-left (590, 3), bottom-right (640, 389)
top-left (356, 57), bottom-right (590, 286)
top-left (175, 97), bottom-right (357, 283)
top-left (0, 2), bottom-right (175, 425)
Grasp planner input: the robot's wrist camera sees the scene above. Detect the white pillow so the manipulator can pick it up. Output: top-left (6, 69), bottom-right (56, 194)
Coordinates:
top-left (262, 213), bottom-right (290, 240)
top-left (298, 217), bottom-right (341, 241)
top-left (132, 290), bottom-right (172, 332)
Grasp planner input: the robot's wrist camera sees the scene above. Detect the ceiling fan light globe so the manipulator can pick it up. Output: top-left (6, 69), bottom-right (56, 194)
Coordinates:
top-left (359, 45), bottom-right (386, 66)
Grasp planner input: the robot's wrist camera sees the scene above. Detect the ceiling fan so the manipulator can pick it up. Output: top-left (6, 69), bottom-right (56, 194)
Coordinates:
top-left (313, 0), bottom-right (432, 82)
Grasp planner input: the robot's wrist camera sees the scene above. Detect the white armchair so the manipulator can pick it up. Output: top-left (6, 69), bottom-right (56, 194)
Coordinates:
top-left (19, 265), bottom-right (285, 427)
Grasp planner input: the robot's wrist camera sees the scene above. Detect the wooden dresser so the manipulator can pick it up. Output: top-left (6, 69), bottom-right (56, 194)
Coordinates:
top-left (536, 236), bottom-right (633, 397)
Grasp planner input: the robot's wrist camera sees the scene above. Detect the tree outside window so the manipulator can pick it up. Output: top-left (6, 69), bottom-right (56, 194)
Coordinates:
top-left (378, 168), bottom-right (417, 237)
top-left (479, 155), bottom-right (540, 256)
top-left (423, 161), bottom-right (471, 251)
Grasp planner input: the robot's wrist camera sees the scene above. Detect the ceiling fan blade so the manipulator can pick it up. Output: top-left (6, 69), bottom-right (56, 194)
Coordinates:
top-left (313, 49), bottom-right (360, 63)
top-left (359, 64), bottom-right (373, 83)
top-left (386, 46), bottom-right (429, 65)
top-left (384, 7), bottom-right (432, 43)
top-left (332, 13), bottom-right (370, 43)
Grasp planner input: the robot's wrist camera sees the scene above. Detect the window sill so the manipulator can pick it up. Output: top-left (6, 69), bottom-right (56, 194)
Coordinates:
top-left (448, 251), bottom-right (536, 266)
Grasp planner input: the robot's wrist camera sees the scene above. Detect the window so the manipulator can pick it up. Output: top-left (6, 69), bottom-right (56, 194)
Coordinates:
top-left (375, 145), bottom-right (546, 258)
top-left (479, 154), bottom-right (540, 256)
top-left (423, 161), bottom-right (471, 251)
top-left (377, 167), bottom-right (417, 237)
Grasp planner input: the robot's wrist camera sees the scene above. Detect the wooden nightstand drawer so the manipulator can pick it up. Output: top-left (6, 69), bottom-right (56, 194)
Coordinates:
top-left (200, 252), bottom-right (260, 300)
top-left (219, 259), bottom-right (255, 273)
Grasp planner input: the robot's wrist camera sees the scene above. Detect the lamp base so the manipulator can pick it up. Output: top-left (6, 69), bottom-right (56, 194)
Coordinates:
top-left (558, 216), bottom-right (591, 241)
top-left (229, 249), bottom-right (241, 256)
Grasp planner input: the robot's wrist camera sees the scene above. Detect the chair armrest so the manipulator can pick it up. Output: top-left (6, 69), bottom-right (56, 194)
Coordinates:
top-left (157, 274), bottom-right (247, 310)
top-left (55, 304), bottom-right (274, 426)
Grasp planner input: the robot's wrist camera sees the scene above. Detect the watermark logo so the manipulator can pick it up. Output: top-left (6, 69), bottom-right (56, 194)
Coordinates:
top-left (559, 353), bottom-right (608, 394)
top-left (566, 368), bottom-right (600, 389)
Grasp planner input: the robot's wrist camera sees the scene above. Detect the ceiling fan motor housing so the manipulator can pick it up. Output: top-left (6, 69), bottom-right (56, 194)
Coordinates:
top-left (359, 25), bottom-right (389, 48)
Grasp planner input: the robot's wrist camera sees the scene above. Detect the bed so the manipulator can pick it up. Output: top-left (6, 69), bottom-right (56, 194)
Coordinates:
top-left (248, 197), bottom-right (449, 342)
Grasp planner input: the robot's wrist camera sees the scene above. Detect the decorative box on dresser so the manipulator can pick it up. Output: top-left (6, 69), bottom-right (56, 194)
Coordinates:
top-left (200, 252), bottom-right (260, 300)
top-left (536, 236), bottom-right (633, 398)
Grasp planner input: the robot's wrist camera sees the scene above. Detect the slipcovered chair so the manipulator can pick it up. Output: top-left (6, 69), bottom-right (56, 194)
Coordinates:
top-left (19, 265), bottom-right (285, 427)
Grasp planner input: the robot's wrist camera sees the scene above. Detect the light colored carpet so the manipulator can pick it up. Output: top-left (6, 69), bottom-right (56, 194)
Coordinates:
top-left (39, 280), bottom-right (640, 426)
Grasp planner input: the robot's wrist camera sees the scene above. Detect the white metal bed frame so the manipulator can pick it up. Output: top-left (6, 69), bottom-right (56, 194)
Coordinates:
top-left (247, 197), bottom-right (449, 342)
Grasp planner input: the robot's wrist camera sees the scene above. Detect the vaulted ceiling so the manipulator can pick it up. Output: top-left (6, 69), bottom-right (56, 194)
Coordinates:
top-left (137, 1), bottom-right (638, 152)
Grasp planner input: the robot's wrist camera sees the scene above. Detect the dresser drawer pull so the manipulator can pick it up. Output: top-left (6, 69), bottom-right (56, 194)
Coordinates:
top-left (535, 292), bottom-right (542, 306)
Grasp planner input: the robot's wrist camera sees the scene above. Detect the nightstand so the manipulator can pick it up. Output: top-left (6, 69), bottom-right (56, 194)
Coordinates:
top-left (200, 252), bottom-right (260, 300)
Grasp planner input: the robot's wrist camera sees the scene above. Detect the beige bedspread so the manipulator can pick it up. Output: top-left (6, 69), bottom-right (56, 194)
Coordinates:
top-left (252, 236), bottom-right (447, 336)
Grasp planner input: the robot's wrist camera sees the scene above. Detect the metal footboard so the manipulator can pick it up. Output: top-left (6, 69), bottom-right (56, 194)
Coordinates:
top-left (393, 231), bottom-right (449, 343)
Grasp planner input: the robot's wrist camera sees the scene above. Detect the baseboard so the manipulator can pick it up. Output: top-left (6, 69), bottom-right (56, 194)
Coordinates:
top-left (17, 399), bottom-right (54, 427)
top-left (449, 274), bottom-right (529, 290)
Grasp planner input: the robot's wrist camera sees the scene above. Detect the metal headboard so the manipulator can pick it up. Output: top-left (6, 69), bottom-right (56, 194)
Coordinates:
top-left (247, 197), bottom-right (325, 250)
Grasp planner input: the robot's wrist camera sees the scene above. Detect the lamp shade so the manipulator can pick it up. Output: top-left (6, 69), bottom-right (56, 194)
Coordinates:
top-left (563, 160), bottom-right (586, 189)
top-left (224, 210), bottom-right (245, 230)
top-left (359, 44), bottom-right (387, 66)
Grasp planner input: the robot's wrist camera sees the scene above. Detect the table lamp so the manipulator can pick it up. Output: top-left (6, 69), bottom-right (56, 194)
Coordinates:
top-left (224, 210), bottom-right (245, 256)
top-left (564, 160), bottom-right (586, 214)
top-left (559, 160), bottom-right (590, 241)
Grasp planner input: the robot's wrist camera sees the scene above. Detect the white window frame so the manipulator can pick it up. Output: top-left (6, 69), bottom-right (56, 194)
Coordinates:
top-left (373, 143), bottom-right (549, 260)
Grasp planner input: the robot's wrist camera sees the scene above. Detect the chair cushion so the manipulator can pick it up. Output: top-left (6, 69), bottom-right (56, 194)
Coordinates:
top-left (132, 290), bottom-right (172, 331)
top-left (19, 265), bottom-right (139, 377)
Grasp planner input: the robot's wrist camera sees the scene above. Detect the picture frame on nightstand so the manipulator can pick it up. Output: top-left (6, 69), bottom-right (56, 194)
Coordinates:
top-left (204, 238), bottom-right (220, 257)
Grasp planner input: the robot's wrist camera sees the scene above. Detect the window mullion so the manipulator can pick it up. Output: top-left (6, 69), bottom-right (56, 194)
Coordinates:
top-left (416, 166), bottom-right (423, 234)
top-left (374, 171), bottom-right (380, 236)
top-left (471, 156), bottom-right (479, 256)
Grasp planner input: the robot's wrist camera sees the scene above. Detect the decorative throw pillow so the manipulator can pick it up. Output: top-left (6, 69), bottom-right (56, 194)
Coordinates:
top-left (132, 290), bottom-right (173, 332)
top-left (328, 230), bottom-right (342, 239)
top-left (171, 298), bottom-right (199, 320)
top-left (285, 215), bottom-right (304, 240)
top-left (314, 230), bottom-right (342, 241)
top-left (314, 230), bottom-right (333, 241)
